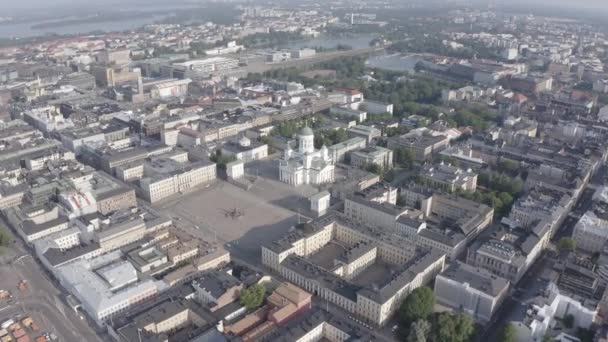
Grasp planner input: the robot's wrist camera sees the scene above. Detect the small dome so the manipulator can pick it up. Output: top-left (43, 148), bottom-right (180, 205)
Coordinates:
top-left (299, 126), bottom-right (314, 137)
top-left (239, 136), bottom-right (251, 147)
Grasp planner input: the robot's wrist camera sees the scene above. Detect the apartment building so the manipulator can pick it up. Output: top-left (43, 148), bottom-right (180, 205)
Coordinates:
top-left (262, 213), bottom-right (445, 326)
top-left (350, 146), bottom-right (394, 170)
top-left (420, 163), bottom-right (478, 192)
top-left (221, 136), bottom-right (268, 162)
top-left (434, 261), bottom-right (509, 322)
top-left (124, 151), bottom-right (217, 203)
top-left (328, 137), bottom-right (367, 163)
top-left (573, 210), bottom-right (608, 253)
top-left (396, 192), bottom-right (494, 260)
top-left (467, 221), bottom-right (551, 283)
top-left (387, 134), bottom-right (449, 161)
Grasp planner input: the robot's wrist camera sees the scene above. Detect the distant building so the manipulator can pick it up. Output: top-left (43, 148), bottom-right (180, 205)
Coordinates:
top-left (362, 100), bottom-right (393, 115)
top-left (594, 79), bottom-right (608, 93)
top-left (221, 136), bottom-right (268, 162)
top-left (57, 72), bottom-right (96, 90)
top-left (420, 163), bottom-right (478, 192)
top-left (387, 133), bottom-right (449, 161)
top-left (171, 57), bottom-right (240, 79)
top-left (95, 49), bottom-right (131, 66)
top-left (144, 78), bottom-right (191, 99)
top-left (347, 125), bottom-right (381, 144)
top-left (501, 48), bottom-right (519, 61)
top-left (328, 137), bottom-right (367, 163)
top-left (350, 146), bottom-right (394, 170)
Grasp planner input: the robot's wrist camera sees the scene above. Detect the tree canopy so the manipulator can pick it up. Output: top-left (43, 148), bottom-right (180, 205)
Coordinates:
top-left (558, 237), bottom-right (576, 253)
top-left (399, 287), bottom-right (436, 325)
top-left (428, 313), bottom-right (475, 342)
top-left (499, 323), bottom-right (517, 342)
top-left (239, 284), bottom-right (266, 310)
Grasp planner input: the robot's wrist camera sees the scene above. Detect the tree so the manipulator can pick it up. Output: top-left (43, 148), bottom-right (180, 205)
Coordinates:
top-left (407, 319), bottom-right (431, 342)
top-left (563, 314), bottom-right (575, 329)
top-left (395, 148), bottom-right (415, 169)
top-left (210, 150), bottom-right (237, 170)
top-left (428, 313), bottom-right (475, 342)
top-left (0, 229), bottom-right (10, 247)
top-left (239, 284), bottom-right (266, 310)
top-left (399, 287), bottom-right (435, 325)
top-left (576, 328), bottom-right (595, 342)
top-left (364, 163), bottom-right (383, 176)
top-left (558, 238), bottom-right (576, 253)
top-left (499, 323), bottom-right (517, 342)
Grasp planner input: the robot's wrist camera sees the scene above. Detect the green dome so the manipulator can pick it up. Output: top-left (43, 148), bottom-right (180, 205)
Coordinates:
top-left (299, 126), bottom-right (314, 136)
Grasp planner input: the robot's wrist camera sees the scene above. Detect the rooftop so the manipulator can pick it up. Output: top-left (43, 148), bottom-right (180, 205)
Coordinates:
top-left (439, 261), bottom-right (510, 297)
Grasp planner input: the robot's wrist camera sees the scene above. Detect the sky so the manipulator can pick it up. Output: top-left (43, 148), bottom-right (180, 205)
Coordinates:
top-left (0, 0), bottom-right (607, 13)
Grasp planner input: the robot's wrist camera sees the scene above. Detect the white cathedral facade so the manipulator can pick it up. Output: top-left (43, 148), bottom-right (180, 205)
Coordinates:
top-left (279, 127), bottom-right (335, 186)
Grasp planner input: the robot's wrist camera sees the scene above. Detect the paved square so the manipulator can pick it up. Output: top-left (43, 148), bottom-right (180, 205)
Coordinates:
top-left (155, 180), bottom-right (311, 264)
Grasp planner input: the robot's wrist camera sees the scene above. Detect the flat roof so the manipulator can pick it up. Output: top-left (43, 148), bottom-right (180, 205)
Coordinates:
top-left (439, 261), bottom-right (509, 297)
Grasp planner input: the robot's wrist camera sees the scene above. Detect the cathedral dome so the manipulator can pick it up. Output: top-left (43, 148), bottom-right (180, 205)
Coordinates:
top-left (299, 126), bottom-right (314, 137)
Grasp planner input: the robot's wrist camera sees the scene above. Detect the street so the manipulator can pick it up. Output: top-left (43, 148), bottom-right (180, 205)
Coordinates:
top-left (0, 219), bottom-right (104, 342)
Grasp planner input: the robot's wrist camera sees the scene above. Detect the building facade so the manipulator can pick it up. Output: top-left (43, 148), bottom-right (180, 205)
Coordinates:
top-left (279, 127), bottom-right (334, 186)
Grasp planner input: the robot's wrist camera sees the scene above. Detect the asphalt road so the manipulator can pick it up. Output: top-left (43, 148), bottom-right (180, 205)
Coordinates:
top-left (0, 219), bottom-right (104, 342)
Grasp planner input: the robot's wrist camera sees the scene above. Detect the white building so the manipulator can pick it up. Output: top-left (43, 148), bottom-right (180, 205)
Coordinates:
top-left (593, 79), bottom-right (608, 93)
top-left (362, 100), bottom-right (393, 115)
top-left (205, 41), bottom-right (244, 56)
top-left (226, 160), bottom-right (244, 180)
top-left (573, 210), bottom-right (608, 253)
top-left (148, 79), bottom-right (191, 99)
top-left (279, 127), bottom-right (334, 186)
top-left (23, 106), bottom-right (75, 133)
top-left (309, 191), bottom-right (331, 216)
top-left (598, 105), bottom-right (608, 123)
top-left (511, 283), bottom-right (597, 342)
top-left (434, 261), bottom-right (509, 322)
top-left (221, 136), bottom-right (268, 162)
top-left (54, 251), bottom-right (167, 326)
top-left (501, 48), bottom-right (519, 61)
top-left (328, 137), bottom-right (367, 163)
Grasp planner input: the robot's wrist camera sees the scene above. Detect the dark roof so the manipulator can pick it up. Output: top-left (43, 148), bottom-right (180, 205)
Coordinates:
top-left (21, 215), bottom-right (69, 236)
top-left (42, 243), bottom-right (100, 267)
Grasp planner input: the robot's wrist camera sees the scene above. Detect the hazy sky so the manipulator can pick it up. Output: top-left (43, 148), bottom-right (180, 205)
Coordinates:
top-left (0, 0), bottom-right (607, 13)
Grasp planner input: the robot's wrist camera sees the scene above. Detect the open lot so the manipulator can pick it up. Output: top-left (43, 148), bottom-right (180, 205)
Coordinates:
top-left (156, 179), bottom-right (318, 265)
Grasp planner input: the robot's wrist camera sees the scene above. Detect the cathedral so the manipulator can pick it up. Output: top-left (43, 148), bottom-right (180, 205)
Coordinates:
top-left (279, 126), bottom-right (335, 186)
